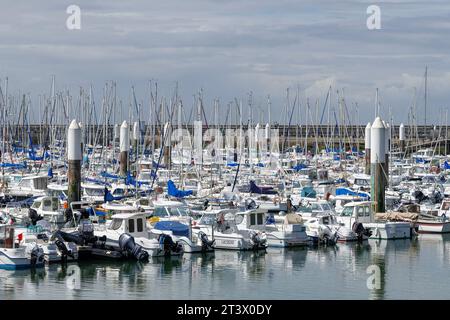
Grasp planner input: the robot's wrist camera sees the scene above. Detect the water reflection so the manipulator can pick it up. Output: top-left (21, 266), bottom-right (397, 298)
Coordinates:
top-left (2, 235), bottom-right (450, 299)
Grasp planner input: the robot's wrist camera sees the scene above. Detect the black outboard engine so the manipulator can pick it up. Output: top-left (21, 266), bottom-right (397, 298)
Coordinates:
top-left (30, 246), bottom-right (44, 266)
top-left (28, 208), bottom-right (43, 226)
top-left (250, 231), bottom-right (267, 250)
top-left (52, 232), bottom-right (75, 262)
top-left (118, 233), bottom-right (149, 261)
top-left (198, 231), bottom-right (215, 251)
top-left (245, 198), bottom-right (257, 210)
top-left (352, 222), bottom-right (372, 242)
top-left (158, 234), bottom-right (183, 255)
top-left (202, 199), bottom-right (209, 210)
top-left (412, 190), bottom-right (427, 203)
top-left (52, 224), bottom-right (104, 247)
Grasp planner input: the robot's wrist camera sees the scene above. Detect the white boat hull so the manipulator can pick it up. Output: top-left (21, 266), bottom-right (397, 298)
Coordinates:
top-left (0, 248), bottom-right (45, 270)
top-left (365, 222), bottom-right (411, 240)
top-left (417, 220), bottom-right (450, 234)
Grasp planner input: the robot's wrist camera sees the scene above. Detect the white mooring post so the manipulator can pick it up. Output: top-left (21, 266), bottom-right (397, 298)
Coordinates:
top-left (370, 117), bottom-right (386, 213)
top-left (68, 119), bottom-right (82, 204)
top-left (120, 121), bottom-right (129, 176)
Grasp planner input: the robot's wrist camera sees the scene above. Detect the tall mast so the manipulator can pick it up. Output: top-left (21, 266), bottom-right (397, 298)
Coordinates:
top-left (424, 66), bottom-right (428, 126)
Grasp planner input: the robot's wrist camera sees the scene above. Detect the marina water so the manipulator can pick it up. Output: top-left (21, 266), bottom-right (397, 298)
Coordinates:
top-left (2, 235), bottom-right (450, 300)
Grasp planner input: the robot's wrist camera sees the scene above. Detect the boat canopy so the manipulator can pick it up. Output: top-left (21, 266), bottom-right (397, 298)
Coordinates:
top-left (154, 221), bottom-right (189, 238)
top-left (167, 180), bottom-right (193, 198)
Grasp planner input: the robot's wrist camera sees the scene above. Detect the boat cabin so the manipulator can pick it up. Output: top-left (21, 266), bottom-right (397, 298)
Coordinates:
top-left (150, 200), bottom-right (191, 222)
top-left (336, 201), bottom-right (374, 228)
top-left (108, 212), bottom-right (148, 238)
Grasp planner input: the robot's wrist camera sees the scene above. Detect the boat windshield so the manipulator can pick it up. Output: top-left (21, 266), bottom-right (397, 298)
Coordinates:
top-left (355, 179), bottom-right (369, 186)
top-left (341, 206), bottom-right (354, 217)
top-left (113, 189), bottom-right (125, 196)
top-left (199, 214), bottom-right (215, 225)
top-left (109, 219), bottom-right (122, 230)
top-left (169, 207), bottom-right (189, 216)
top-left (321, 203), bottom-right (332, 211)
top-left (153, 207), bottom-right (169, 217)
top-left (32, 201), bottom-right (41, 209)
top-left (85, 188), bottom-right (104, 196)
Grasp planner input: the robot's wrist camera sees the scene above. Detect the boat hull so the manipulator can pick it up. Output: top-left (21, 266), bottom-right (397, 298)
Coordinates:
top-left (417, 220), bottom-right (450, 234)
top-left (365, 222), bottom-right (412, 240)
top-left (0, 249), bottom-right (45, 270)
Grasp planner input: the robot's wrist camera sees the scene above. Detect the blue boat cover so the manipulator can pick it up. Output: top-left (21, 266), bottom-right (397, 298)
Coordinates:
top-left (104, 187), bottom-right (124, 202)
top-left (167, 180), bottom-right (193, 198)
top-left (443, 161), bottom-right (450, 170)
top-left (301, 186), bottom-right (316, 198)
top-left (292, 163), bottom-right (307, 171)
top-left (154, 221), bottom-right (190, 238)
top-left (249, 180), bottom-right (277, 194)
top-left (335, 187), bottom-right (370, 199)
top-left (0, 162), bottom-right (27, 169)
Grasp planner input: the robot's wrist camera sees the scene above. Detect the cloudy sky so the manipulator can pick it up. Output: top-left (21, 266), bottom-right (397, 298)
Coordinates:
top-left (0, 0), bottom-right (449, 124)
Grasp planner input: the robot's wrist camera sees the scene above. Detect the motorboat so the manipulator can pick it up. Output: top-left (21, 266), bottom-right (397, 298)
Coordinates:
top-left (238, 207), bottom-right (309, 247)
top-left (336, 201), bottom-right (412, 240)
top-left (0, 224), bottom-right (45, 270)
top-left (94, 212), bottom-right (185, 258)
top-left (302, 214), bottom-right (345, 244)
top-left (193, 209), bottom-right (268, 250)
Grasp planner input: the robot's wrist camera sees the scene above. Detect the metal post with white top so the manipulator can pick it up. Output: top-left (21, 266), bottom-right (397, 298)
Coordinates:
top-left (120, 121), bottom-right (129, 176)
top-left (365, 122), bottom-right (371, 175)
top-left (68, 119), bottom-right (82, 204)
top-left (370, 117), bottom-right (386, 213)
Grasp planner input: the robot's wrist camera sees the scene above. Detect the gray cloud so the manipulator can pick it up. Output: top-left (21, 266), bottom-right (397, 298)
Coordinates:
top-left (0, 0), bottom-right (449, 125)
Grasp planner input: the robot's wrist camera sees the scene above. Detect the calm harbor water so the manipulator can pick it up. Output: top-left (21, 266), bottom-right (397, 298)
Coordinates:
top-left (1, 234), bottom-right (450, 300)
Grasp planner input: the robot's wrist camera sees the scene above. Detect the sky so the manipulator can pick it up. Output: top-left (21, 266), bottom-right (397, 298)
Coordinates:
top-left (0, 0), bottom-right (449, 125)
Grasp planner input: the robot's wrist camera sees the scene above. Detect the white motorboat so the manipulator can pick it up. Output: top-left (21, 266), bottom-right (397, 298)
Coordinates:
top-left (193, 209), bottom-right (268, 250)
top-left (302, 214), bottom-right (343, 244)
top-left (336, 201), bottom-right (412, 240)
top-left (19, 221), bottom-right (78, 263)
top-left (0, 224), bottom-right (45, 270)
top-left (238, 208), bottom-right (309, 247)
top-left (94, 212), bottom-right (184, 258)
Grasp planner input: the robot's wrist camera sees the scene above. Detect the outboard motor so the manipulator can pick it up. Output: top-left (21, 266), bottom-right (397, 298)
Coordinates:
top-left (198, 231), bottom-right (215, 251)
top-left (28, 208), bottom-right (43, 226)
top-left (412, 190), bottom-right (427, 203)
top-left (318, 226), bottom-right (337, 246)
top-left (52, 232), bottom-right (75, 262)
top-left (118, 233), bottom-right (149, 261)
top-left (352, 222), bottom-right (372, 242)
top-left (202, 199), bottom-right (209, 210)
top-left (158, 233), bottom-right (183, 255)
top-left (245, 198), bottom-right (257, 210)
top-left (249, 230), bottom-right (267, 250)
top-left (25, 243), bottom-right (44, 267)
